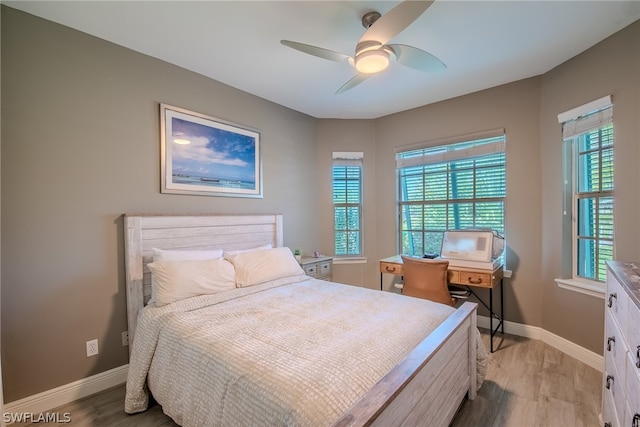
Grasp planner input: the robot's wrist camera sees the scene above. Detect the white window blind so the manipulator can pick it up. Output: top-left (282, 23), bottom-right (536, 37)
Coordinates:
top-left (396, 139), bottom-right (505, 169)
top-left (562, 107), bottom-right (613, 140)
top-left (558, 95), bottom-right (613, 140)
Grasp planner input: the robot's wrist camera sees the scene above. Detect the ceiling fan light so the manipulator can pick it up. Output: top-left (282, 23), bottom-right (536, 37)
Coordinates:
top-left (355, 50), bottom-right (390, 74)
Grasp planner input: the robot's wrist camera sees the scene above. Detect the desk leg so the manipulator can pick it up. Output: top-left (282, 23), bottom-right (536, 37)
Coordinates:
top-left (489, 288), bottom-right (494, 353)
top-left (380, 272), bottom-right (383, 291)
top-left (465, 284), bottom-right (503, 353)
top-left (500, 279), bottom-right (504, 334)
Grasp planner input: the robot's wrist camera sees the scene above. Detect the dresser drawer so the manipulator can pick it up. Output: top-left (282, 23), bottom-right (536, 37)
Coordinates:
top-left (318, 261), bottom-right (332, 278)
top-left (605, 351), bottom-right (626, 422)
top-left (606, 273), bottom-right (628, 333)
top-left (605, 310), bottom-right (627, 377)
top-left (626, 353), bottom-right (640, 427)
top-left (624, 401), bottom-right (639, 427)
top-left (603, 386), bottom-right (621, 427)
top-left (303, 264), bottom-right (318, 276)
top-left (628, 298), bottom-right (640, 365)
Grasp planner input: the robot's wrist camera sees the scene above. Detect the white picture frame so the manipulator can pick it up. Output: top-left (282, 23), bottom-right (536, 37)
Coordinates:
top-left (160, 103), bottom-right (262, 198)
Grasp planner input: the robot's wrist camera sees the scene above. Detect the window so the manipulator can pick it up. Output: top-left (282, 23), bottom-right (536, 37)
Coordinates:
top-left (332, 152), bottom-right (363, 257)
top-left (560, 97), bottom-right (614, 283)
top-left (396, 132), bottom-right (506, 257)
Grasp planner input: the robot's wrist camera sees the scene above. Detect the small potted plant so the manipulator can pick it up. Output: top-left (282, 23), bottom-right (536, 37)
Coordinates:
top-left (294, 248), bottom-right (302, 261)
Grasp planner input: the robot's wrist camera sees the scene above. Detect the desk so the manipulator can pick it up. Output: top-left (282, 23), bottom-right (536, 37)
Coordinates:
top-left (380, 255), bottom-right (504, 352)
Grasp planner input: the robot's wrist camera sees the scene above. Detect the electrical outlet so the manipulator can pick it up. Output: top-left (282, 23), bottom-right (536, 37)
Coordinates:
top-left (122, 331), bottom-right (129, 347)
top-left (86, 339), bottom-right (99, 357)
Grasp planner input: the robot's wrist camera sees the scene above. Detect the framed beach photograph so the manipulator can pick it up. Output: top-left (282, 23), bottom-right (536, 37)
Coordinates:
top-left (160, 103), bottom-right (262, 198)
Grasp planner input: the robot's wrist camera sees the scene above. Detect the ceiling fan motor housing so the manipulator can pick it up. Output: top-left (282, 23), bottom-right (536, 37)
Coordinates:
top-left (361, 11), bottom-right (381, 29)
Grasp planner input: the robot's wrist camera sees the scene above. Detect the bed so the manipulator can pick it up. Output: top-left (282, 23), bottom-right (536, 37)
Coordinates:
top-left (123, 213), bottom-right (487, 426)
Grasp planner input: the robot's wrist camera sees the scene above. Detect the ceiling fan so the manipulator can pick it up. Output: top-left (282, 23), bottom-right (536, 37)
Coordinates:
top-left (281, 0), bottom-right (446, 94)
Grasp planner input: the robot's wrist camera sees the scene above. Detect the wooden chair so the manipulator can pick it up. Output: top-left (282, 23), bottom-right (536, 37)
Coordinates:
top-left (400, 256), bottom-right (457, 307)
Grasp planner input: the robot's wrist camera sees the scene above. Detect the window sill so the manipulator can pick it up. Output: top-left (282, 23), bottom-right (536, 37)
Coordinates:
top-left (333, 257), bottom-right (368, 265)
top-left (555, 277), bottom-right (605, 299)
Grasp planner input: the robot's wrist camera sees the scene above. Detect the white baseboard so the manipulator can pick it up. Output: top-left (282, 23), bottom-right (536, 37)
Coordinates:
top-left (477, 315), bottom-right (603, 372)
top-left (538, 328), bottom-right (604, 372)
top-left (3, 364), bottom-right (128, 421)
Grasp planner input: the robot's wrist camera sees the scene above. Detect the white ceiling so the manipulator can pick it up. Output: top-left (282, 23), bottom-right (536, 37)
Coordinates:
top-left (5, 1), bottom-right (639, 119)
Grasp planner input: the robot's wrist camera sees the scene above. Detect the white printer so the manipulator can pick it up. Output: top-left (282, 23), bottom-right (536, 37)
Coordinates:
top-left (439, 229), bottom-right (504, 270)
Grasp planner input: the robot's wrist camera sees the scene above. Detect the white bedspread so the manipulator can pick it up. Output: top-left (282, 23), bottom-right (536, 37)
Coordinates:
top-left (125, 275), bottom-right (487, 426)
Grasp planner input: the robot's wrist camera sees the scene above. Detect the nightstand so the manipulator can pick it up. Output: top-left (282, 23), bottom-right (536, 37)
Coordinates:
top-left (298, 256), bottom-right (333, 281)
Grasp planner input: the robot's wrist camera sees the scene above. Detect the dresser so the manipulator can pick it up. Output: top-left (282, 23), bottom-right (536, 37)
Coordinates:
top-left (603, 261), bottom-right (640, 427)
top-left (298, 256), bottom-right (333, 281)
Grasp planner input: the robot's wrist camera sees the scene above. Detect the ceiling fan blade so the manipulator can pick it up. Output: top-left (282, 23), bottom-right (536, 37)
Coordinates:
top-left (335, 74), bottom-right (370, 95)
top-left (359, 1), bottom-right (434, 46)
top-left (281, 40), bottom-right (351, 64)
top-left (388, 44), bottom-right (446, 72)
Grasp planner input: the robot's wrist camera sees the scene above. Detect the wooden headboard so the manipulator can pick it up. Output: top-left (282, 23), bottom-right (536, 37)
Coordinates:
top-left (124, 213), bottom-right (283, 349)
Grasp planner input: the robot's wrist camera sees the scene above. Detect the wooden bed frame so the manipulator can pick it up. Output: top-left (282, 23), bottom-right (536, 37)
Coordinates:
top-left (124, 213), bottom-right (478, 427)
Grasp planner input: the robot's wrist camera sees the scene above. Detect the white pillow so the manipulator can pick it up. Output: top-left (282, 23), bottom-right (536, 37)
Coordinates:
top-left (223, 244), bottom-right (272, 257)
top-left (147, 258), bottom-right (236, 306)
top-left (226, 247), bottom-right (304, 287)
top-left (153, 248), bottom-right (223, 261)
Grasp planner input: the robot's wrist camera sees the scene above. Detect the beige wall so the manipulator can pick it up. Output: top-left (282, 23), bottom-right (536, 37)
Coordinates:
top-left (539, 21), bottom-right (640, 352)
top-left (2, 5), bottom-right (639, 404)
top-left (316, 119), bottom-right (378, 288)
top-left (1, 7), bottom-right (318, 402)
top-left (372, 77), bottom-right (544, 327)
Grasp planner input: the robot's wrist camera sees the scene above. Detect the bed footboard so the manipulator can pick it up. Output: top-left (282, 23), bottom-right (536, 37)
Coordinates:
top-left (332, 302), bottom-right (478, 427)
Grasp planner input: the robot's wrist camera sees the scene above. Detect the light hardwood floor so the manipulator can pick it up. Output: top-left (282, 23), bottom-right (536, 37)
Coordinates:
top-left (12, 330), bottom-right (602, 427)
top-left (452, 331), bottom-right (602, 427)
